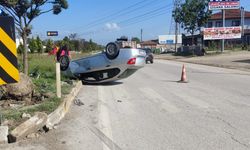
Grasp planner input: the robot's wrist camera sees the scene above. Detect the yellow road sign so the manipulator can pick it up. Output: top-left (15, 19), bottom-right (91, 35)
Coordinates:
top-left (0, 16), bottom-right (19, 85)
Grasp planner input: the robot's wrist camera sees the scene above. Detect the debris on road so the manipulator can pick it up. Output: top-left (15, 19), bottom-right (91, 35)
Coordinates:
top-left (74, 98), bottom-right (84, 106)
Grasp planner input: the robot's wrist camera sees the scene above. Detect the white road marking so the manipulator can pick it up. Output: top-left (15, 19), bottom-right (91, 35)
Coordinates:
top-left (140, 87), bottom-right (180, 113)
top-left (98, 86), bottom-right (114, 150)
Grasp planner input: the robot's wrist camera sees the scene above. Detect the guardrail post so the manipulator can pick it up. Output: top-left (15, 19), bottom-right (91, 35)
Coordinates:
top-left (56, 63), bottom-right (61, 98)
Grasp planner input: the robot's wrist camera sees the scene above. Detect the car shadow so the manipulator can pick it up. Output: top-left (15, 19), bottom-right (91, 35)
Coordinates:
top-left (191, 71), bottom-right (250, 76)
top-left (233, 59), bottom-right (250, 64)
top-left (161, 80), bottom-right (180, 83)
top-left (82, 81), bottom-right (123, 86)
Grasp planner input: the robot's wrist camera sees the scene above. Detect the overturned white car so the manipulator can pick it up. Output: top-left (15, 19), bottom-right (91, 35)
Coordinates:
top-left (59, 42), bottom-right (146, 83)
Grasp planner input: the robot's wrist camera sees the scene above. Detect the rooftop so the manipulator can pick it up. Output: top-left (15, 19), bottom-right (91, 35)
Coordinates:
top-left (209, 9), bottom-right (250, 20)
top-left (140, 40), bottom-right (158, 45)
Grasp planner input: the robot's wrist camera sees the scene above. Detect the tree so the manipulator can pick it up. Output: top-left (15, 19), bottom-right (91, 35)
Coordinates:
top-left (0, 0), bottom-right (68, 75)
top-left (45, 39), bottom-right (53, 53)
top-left (69, 33), bottom-right (77, 40)
top-left (131, 37), bottom-right (140, 43)
top-left (71, 40), bottom-right (80, 51)
top-left (173, 0), bottom-right (211, 45)
top-left (28, 37), bottom-right (37, 53)
top-left (36, 36), bottom-right (43, 53)
top-left (17, 43), bottom-right (25, 54)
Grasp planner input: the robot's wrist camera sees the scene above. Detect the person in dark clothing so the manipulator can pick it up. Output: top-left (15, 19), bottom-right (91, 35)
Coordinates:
top-left (201, 48), bottom-right (206, 56)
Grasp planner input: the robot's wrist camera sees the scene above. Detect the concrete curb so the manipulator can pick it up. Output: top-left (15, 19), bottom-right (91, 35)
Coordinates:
top-left (0, 126), bottom-right (8, 144)
top-left (46, 81), bottom-right (82, 129)
top-left (9, 112), bottom-right (47, 143)
top-left (3, 81), bottom-right (82, 143)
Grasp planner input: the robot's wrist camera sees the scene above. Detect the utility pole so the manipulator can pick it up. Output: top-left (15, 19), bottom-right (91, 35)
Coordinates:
top-left (241, 7), bottom-right (245, 49)
top-left (169, 0), bottom-right (182, 53)
top-left (140, 29), bottom-right (143, 42)
top-left (221, 9), bottom-right (225, 53)
top-left (175, 21), bottom-right (178, 53)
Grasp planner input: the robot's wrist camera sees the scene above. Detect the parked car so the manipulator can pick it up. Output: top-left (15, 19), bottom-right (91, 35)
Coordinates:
top-left (59, 42), bottom-right (146, 83)
top-left (140, 48), bottom-right (154, 64)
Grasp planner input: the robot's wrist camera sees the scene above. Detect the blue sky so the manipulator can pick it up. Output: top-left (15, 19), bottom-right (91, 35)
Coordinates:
top-left (31, 0), bottom-right (250, 45)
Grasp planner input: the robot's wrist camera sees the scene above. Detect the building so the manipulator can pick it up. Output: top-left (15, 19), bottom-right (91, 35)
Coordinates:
top-left (182, 9), bottom-right (250, 48)
top-left (118, 41), bottom-right (137, 48)
top-left (140, 40), bottom-right (158, 49)
top-left (116, 36), bottom-right (137, 48)
top-left (158, 35), bottom-right (182, 45)
top-left (205, 9), bottom-right (250, 28)
top-left (205, 9), bottom-right (250, 47)
top-left (157, 35), bottom-right (182, 52)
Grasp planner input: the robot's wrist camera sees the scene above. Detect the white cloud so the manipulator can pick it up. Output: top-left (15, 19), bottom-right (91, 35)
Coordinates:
top-left (105, 23), bottom-right (121, 31)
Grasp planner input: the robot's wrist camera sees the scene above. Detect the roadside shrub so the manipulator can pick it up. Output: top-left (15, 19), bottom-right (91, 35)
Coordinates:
top-left (17, 44), bottom-right (25, 54)
top-left (207, 41), bottom-right (217, 51)
top-left (152, 48), bottom-right (161, 54)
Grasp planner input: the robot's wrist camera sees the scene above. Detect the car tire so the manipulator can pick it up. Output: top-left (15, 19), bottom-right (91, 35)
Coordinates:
top-left (59, 55), bottom-right (70, 71)
top-left (105, 42), bottom-right (120, 60)
top-left (150, 60), bottom-right (153, 64)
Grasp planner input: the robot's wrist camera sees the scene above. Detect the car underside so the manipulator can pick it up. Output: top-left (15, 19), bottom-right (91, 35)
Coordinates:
top-left (59, 42), bottom-right (146, 83)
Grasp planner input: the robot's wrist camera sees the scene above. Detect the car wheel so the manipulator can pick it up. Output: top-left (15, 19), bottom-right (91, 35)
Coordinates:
top-left (150, 60), bottom-right (153, 64)
top-left (59, 55), bottom-right (70, 71)
top-left (105, 42), bottom-right (120, 60)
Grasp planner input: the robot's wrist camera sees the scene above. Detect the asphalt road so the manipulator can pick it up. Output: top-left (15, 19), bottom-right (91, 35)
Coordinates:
top-left (1, 59), bottom-right (250, 150)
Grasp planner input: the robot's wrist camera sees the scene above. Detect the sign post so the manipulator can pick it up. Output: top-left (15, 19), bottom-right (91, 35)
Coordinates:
top-left (0, 16), bottom-right (19, 85)
top-left (47, 31), bottom-right (61, 98)
top-left (56, 63), bottom-right (61, 98)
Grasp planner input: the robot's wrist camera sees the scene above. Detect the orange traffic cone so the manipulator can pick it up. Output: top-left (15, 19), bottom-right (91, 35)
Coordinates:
top-left (179, 64), bottom-right (188, 83)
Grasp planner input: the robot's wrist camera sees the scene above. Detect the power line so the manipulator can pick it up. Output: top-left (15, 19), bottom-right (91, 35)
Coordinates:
top-left (76, 3), bottom-right (173, 36)
top-left (121, 10), bottom-right (172, 28)
top-left (59, 1), bottom-right (174, 38)
top-left (73, 0), bottom-right (153, 30)
top-left (118, 4), bottom-right (172, 25)
top-left (56, 0), bottom-right (151, 31)
top-left (77, 8), bottom-right (172, 36)
top-left (69, 0), bottom-right (168, 31)
top-left (169, 0), bottom-right (182, 35)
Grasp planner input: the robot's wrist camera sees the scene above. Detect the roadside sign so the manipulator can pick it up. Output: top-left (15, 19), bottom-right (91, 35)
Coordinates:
top-left (166, 40), bottom-right (174, 44)
top-left (209, 0), bottom-right (240, 10)
top-left (47, 31), bottom-right (58, 36)
top-left (204, 27), bottom-right (242, 40)
top-left (0, 16), bottom-right (19, 85)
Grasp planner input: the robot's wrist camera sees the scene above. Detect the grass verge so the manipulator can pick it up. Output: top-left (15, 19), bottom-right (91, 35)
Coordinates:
top-left (1, 53), bottom-right (78, 130)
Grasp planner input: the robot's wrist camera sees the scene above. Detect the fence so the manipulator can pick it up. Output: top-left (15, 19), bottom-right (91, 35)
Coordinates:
top-left (177, 46), bottom-right (205, 56)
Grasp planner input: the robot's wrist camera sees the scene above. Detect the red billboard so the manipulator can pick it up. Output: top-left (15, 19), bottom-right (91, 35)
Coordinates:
top-left (209, 0), bottom-right (240, 10)
top-left (204, 27), bottom-right (242, 40)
